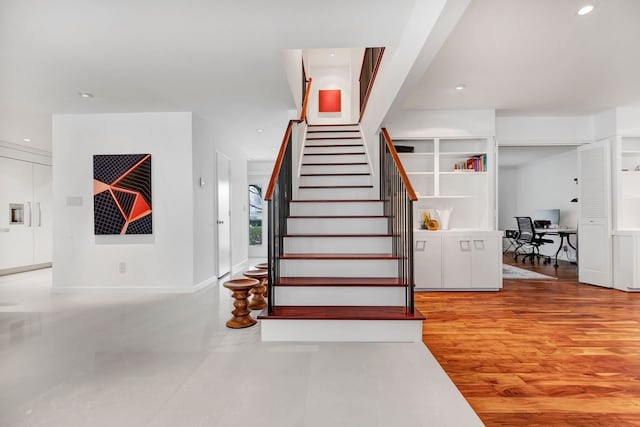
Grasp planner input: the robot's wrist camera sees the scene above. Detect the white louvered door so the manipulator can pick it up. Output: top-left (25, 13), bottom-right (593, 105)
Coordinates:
top-left (578, 139), bottom-right (612, 287)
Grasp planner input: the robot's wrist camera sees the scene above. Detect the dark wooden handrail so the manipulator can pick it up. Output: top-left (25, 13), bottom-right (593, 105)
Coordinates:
top-left (264, 120), bottom-right (295, 201)
top-left (265, 78), bottom-right (312, 201)
top-left (300, 77), bottom-right (312, 122)
top-left (359, 48), bottom-right (385, 123)
top-left (381, 128), bottom-right (418, 201)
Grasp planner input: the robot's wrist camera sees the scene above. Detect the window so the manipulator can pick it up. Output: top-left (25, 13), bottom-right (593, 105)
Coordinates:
top-left (249, 184), bottom-right (263, 245)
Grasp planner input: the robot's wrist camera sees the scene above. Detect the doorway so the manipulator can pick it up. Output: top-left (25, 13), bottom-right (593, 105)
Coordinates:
top-left (216, 152), bottom-right (231, 278)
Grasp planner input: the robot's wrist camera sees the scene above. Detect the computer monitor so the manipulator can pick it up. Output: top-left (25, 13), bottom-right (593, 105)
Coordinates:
top-left (534, 209), bottom-right (560, 227)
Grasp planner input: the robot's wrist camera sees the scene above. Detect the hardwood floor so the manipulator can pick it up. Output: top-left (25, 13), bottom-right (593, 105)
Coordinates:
top-left (417, 254), bottom-right (640, 426)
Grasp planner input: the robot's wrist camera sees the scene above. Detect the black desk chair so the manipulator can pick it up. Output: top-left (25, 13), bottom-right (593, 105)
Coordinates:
top-left (514, 216), bottom-right (553, 264)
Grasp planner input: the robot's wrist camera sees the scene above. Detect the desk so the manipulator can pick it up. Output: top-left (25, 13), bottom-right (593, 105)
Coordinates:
top-left (535, 228), bottom-right (577, 268)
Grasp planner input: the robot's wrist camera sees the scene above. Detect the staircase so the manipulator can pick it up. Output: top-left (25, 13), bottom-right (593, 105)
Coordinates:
top-left (259, 124), bottom-right (425, 342)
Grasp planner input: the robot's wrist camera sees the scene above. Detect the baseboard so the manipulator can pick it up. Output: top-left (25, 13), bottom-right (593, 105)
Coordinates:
top-left (51, 285), bottom-right (197, 294)
top-left (232, 258), bottom-right (249, 273)
top-left (193, 275), bottom-right (219, 293)
top-left (0, 263), bottom-right (52, 276)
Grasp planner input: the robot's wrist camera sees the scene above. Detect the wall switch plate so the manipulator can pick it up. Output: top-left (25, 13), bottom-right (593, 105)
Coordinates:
top-left (119, 262), bottom-right (126, 273)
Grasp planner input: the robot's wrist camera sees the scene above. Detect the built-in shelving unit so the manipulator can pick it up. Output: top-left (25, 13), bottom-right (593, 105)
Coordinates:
top-left (615, 137), bottom-right (640, 230)
top-left (395, 137), bottom-right (494, 230)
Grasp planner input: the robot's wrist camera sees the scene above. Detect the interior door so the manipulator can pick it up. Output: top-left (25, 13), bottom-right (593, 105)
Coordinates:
top-left (0, 157), bottom-right (34, 270)
top-left (216, 152), bottom-right (231, 278)
top-left (578, 139), bottom-right (612, 287)
top-left (33, 163), bottom-right (52, 264)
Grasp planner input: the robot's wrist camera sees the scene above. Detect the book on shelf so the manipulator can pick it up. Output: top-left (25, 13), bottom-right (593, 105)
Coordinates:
top-left (453, 154), bottom-right (487, 172)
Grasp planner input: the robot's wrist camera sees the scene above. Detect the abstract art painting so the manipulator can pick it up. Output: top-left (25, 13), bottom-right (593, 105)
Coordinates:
top-left (318, 89), bottom-right (341, 112)
top-left (93, 154), bottom-right (152, 235)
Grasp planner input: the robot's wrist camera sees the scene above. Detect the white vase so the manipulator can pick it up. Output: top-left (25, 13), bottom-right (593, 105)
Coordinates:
top-left (436, 208), bottom-right (452, 230)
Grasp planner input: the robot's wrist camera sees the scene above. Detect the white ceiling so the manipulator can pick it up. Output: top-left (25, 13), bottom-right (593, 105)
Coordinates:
top-left (0, 0), bottom-right (416, 155)
top-left (402, 0), bottom-right (640, 115)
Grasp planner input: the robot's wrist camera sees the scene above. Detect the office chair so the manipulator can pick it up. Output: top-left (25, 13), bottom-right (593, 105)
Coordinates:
top-left (514, 216), bottom-right (553, 264)
top-left (503, 229), bottom-right (522, 255)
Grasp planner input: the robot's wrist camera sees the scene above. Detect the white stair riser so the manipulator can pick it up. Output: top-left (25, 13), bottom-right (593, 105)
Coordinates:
top-left (307, 125), bottom-right (359, 132)
top-left (284, 236), bottom-right (392, 253)
top-left (301, 164), bottom-right (370, 174)
top-left (302, 154), bottom-right (366, 164)
top-left (306, 132), bottom-right (361, 139)
top-left (280, 259), bottom-right (397, 277)
top-left (297, 187), bottom-right (378, 200)
top-left (306, 139), bottom-right (363, 147)
top-left (287, 217), bottom-right (387, 234)
top-left (304, 145), bottom-right (364, 154)
top-left (274, 286), bottom-right (405, 306)
top-left (298, 175), bottom-right (371, 187)
top-left (261, 319), bottom-right (422, 342)
top-left (290, 201), bottom-right (383, 216)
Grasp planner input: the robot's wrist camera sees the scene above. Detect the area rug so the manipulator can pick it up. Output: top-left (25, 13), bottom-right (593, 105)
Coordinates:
top-left (502, 264), bottom-right (557, 280)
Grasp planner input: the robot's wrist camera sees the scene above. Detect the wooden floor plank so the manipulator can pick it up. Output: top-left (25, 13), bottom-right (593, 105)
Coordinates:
top-left (417, 254), bottom-right (640, 426)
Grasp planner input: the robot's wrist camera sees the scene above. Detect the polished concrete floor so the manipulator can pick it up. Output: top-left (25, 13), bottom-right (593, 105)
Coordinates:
top-left (0, 265), bottom-right (481, 427)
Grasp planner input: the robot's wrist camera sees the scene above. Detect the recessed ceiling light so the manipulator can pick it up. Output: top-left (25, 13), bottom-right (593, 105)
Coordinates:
top-left (330, 53), bottom-right (335, 57)
top-left (256, 128), bottom-right (264, 133)
top-left (78, 92), bottom-right (94, 98)
top-left (577, 5), bottom-right (594, 15)
top-left (23, 138), bottom-right (31, 142)
top-left (455, 84), bottom-right (466, 91)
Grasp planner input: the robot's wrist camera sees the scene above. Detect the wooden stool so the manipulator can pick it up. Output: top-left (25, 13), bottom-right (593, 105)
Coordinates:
top-left (255, 262), bottom-right (268, 270)
top-left (243, 269), bottom-right (268, 310)
top-left (223, 278), bottom-right (259, 329)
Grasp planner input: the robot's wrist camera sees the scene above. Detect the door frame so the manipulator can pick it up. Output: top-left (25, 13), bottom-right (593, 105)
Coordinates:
top-left (216, 151), bottom-right (231, 278)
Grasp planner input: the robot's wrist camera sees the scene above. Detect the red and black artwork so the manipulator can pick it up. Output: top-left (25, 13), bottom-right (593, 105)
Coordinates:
top-left (93, 154), bottom-right (152, 235)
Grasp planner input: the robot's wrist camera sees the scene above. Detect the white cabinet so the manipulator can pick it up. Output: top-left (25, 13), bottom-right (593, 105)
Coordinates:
top-left (0, 156), bottom-right (52, 272)
top-left (443, 234), bottom-right (501, 289)
top-left (414, 231), bottom-right (501, 290)
top-left (414, 234), bottom-right (442, 289)
top-left (613, 233), bottom-right (640, 291)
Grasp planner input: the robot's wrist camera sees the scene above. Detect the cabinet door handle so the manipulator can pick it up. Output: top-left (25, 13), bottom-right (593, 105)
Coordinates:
top-left (26, 202), bottom-right (32, 227)
top-left (36, 202), bottom-right (42, 227)
top-left (459, 240), bottom-right (471, 251)
top-left (473, 239), bottom-right (485, 250)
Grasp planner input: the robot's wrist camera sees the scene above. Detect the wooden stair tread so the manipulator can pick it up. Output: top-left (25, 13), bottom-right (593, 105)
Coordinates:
top-left (306, 137), bottom-right (363, 141)
top-left (299, 185), bottom-right (373, 189)
top-left (276, 277), bottom-right (406, 287)
top-left (258, 306), bottom-right (425, 321)
top-left (280, 253), bottom-right (399, 260)
top-left (300, 173), bottom-right (370, 176)
top-left (304, 144), bottom-right (363, 148)
top-left (307, 129), bottom-right (360, 133)
top-left (288, 215), bottom-right (385, 218)
top-left (302, 162), bottom-right (368, 166)
top-left (290, 199), bottom-right (383, 203)
top-left (308, 123), bottom-right (359, 127)
top-left (283, 233), bottom-right (392, 237)
top-left (303, 152), bottom-right (366, 156)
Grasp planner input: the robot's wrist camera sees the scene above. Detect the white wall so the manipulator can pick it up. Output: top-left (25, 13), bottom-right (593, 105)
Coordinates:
top-left (307, 65), bottom-right (353, 124)
top-left (501, 149), bottom-right (579, 260)
top-left (52, 112), bottom-right (195, 291)
top-left (498, 167), bottom-right (518, 231)
top-left (192, 115), bottom-right (252, 284)
top-left (385, 109), bottom-right (496, 138)
top-left (282, 49), bottom-right (303, 114)
top-left (496, 115), bottom-right (592, 146)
